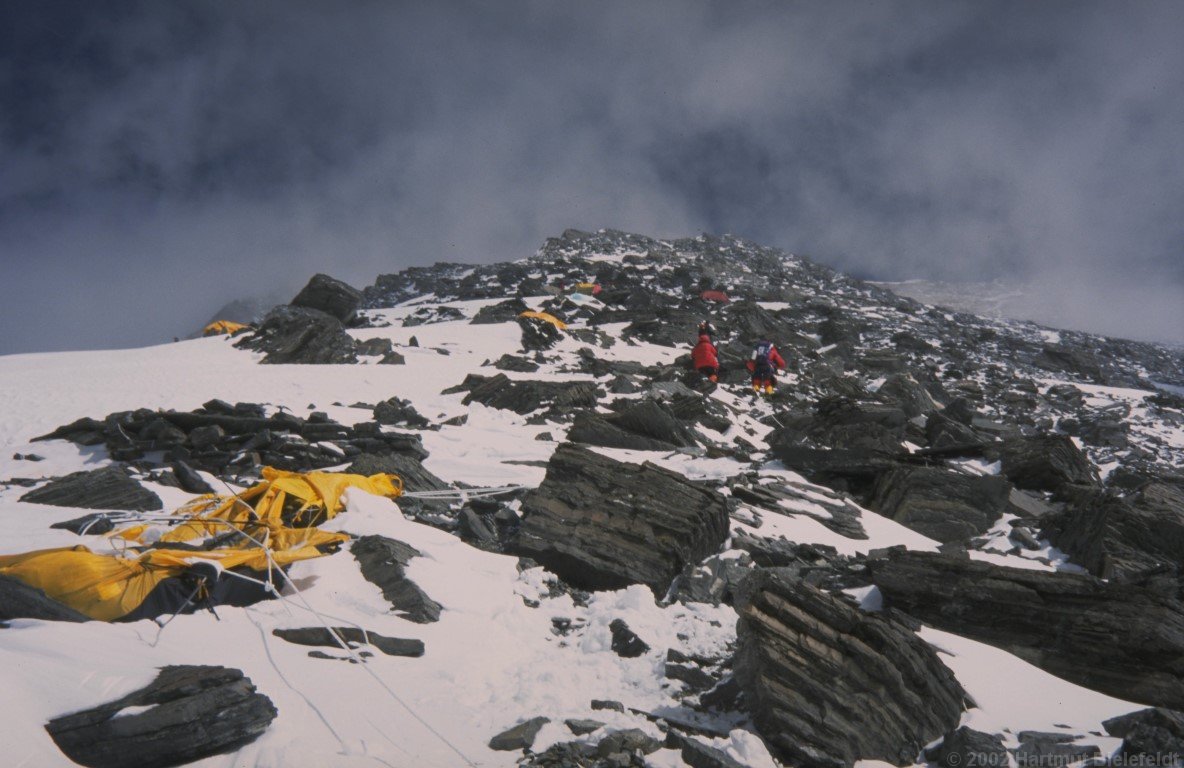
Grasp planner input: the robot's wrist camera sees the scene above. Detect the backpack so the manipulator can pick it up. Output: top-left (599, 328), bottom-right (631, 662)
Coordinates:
top-left (752, 341), bottom-right (773, 374)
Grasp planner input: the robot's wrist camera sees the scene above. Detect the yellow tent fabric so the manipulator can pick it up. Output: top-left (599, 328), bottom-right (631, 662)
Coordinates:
top-left (0, 542), bottom-right (334, 622)
top-left (0, 468), bottom-right (402, 621)
top-left (518, 311), bottom-right (568, 330)
top-left (203, 320), bottom-right (249, 336)
top-left (139, 467), bottom-right (401, 545)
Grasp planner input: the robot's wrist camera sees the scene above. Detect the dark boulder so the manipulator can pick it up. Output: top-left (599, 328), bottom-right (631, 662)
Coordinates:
top-left (457, 508), bottom-right (498, 547)
top-left (1104, 708), bottom-right (1184, 765)
top-left (609, 619), bottom-right (650, 658)
top-left (1014, 732), bottom-right (1099, 766)
top-left (594, 728), bottom-right (663, 758)
top-left (169, 461), bottom-right (214, 494)
top-left (0, 574), bottom-right (89, 623)
top-left (668, 732), bottom-right (747, 768)
top-left (924, 412), bottom-right (983, 451)
top-left (766, 398), bottom-right (909, 494)
top-left (869, 550), bottom-right (1184, 709)
top-left (21, 467), bottom-right (162, 512)
top-left (734, 569), bottom-right (966, 768)
top-left (869, 467), bottom-right (1011, 543)
top-left (345, 453), bottom-right (448, 493)
top-left (235, 305), bottom-right (358, 364)
top-left (373, 396), bottom-right (430, 428)
top-left (488, 716), bottom-right (550, 751)
top-left (567, 411), bottom-right (676, 451)
top-left (1041, 482), bottom-right (1184, 579)
top-left (402, 306), bottom-right (466, 327)
top-left (997, 434), bottom-right (1099, 493)
top-left (876, 374), bottom-right (940, 418)
top-left (568, 399), bottom-right (698, 451)
top-left (351, 535), bottom-right (442, 623)
top-left (492, 354), bottom-right (540, 373)
top-left (925, 727), bottom-right (1009, 768)
top-left (471, 298), bottom-right (530, 324)
top-left (459, 373), bottom-right (600, 415)
top-left (272, 627), bottom-right (424, 657)
top-left (45, 665), bottom-right (277, 768)
top-left (355, 337), bottom-right (394, 357)
top-left (290, 273), bottom-right (363, 322)
top-left (1036, 344), bottom-right (1104, 383)
top-left (513, 443), bottom-right (729, 594)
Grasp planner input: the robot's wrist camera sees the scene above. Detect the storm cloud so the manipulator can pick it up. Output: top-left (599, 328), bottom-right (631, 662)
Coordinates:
top-left (2, 1), bottom-right (1181, 354)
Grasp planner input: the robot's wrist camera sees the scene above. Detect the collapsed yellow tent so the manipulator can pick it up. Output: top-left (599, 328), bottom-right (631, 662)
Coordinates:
top-left (0, 468), bottom-right (402, 622)
top-left (203, 319), bottom-right (250, 336)
top-left (518, 311), bottom-right (567, 330)
top-left (0, 541), bottom-right (337, 622)
top-left (133, 467), bottom-right (403, 546)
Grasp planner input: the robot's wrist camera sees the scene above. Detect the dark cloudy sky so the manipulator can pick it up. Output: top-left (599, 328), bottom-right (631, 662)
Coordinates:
top-left (2, 1), bottom-right (1182, 355)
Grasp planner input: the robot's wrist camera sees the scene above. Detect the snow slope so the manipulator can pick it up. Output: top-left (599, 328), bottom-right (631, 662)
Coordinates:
top-left (0, 287), bottom-right (1165, 767)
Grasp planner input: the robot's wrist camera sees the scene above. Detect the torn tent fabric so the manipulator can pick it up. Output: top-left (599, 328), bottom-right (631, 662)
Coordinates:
top-left (141, 467), bottom-right (402, 546)
top-left (202, 319), bottom-right (250, 336)
top-left (517, 311), bottom-right (568, 330)
top-left (0, 543), bottom-right (328, 622)
top-left (0, 469), bottom-right (402, 621)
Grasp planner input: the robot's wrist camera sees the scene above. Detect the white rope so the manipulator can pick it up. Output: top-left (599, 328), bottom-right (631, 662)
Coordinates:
top-left (400, 484), bottom-right (526, 500)
top-left (215, 484), bottom-right (480, 767)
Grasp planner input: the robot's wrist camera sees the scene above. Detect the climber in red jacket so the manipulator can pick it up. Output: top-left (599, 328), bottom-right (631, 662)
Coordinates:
top-left (691, 333), bottom-right (719, 383)
top-left (745, 339), bottom-right (786, 395)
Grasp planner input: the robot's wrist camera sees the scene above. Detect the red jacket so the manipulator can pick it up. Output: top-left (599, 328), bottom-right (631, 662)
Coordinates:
top-left (691, 334), bottom-right (719, 369)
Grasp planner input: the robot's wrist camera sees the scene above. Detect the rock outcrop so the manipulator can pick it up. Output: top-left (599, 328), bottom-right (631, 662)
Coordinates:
top-left (35, 403), bottom-right (427, 479)
top-left (351, 535), bottom-right (442, 623)
top-left (272, 627), bottom-right (424, 658)
top-left (925, 727), bottom-right (1009, 768)
top-left (0, 574), bottom-right (90, 623)
top-left (734, 569), bottom-right (966, 768)
top-left (290, 273), bottom-right (363, 322)
top-left (236, 305), bottom-right (358, 364)
top-left (869, 550), bottom-right (1184, 709)
top-left (868, 467), bottom-right (1011, 543)
top-left (450, 373), bottom-right (600, 416)
top-left (21, 467), bottom-right (162, 512)
top-left (1041, 482), bottom-right (1184, 579)
top-left (1104, 708), bottom-right (1184, 765)
top-left (514, 443), bottom-right (729, 593)
top-left (567, 398), bottom-right (699, 451)
top-left (45, 665), bottom-right (277, 768)
top-left (996, 434), bottom-right (1099, 494)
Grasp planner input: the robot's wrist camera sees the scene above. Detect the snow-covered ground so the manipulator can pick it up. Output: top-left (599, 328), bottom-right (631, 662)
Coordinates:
top-left (0, 293), bottom-right (1162, 767)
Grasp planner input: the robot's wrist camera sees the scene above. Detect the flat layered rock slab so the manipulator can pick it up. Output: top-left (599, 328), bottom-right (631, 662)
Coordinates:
top-left (21, 467), bottom-right (162, 512)
top-left (514, 443), bottom-right (729, 593)
top-left (734, 569), bottom-right (966, 768)
top-left (45, 665), bottom-right (276, 768)
top-left (870, 550), bottom-right (1184, 710)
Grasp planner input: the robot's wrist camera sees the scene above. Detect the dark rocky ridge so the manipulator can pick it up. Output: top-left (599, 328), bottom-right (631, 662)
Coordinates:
top-left (34, 401), bottom-right (428, 482)
top-left (869, 550), bottom-right (1184, 709)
